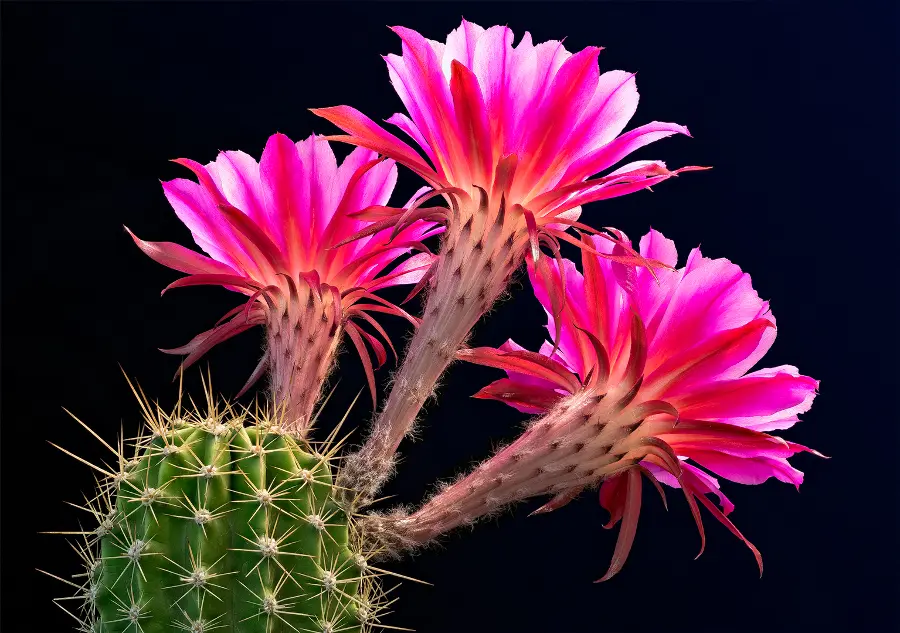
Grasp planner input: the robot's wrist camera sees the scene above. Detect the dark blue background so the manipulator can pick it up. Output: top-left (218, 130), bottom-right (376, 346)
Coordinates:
top-left (3, 2), bottom-right (897, 632)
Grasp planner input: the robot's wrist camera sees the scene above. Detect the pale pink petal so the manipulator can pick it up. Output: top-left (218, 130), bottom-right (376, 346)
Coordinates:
top-left (647, 250), bottom-right (771, 376)
top-left (547, 71), bottom-right (639, 189)
top-left (502, 31), bottom-right (538, 155)
top-left (390, 26), bottom-right (463, 180)
top-left (634, 229), bottom-right (682, 340)
top-left (330, 151), bottom-right (399, 267)
top-left (472, 25), bottom-right (515, 150)
top-left (161, 178), bottom-right (256, 275)
top-left (385, 53), bottom-right (449, 177)
top-left (522, 38), bottom-right (572, 113)
top-left (575, 71), bottom-right (640, 151)
top-left (678, 366), bottom-right (819, 428)
top-left (671, 371), bottom-right (819, 422)
top-left (688, 450), bottom-right (805, 489)
top-left (338, 147), bottom-right (396, 209)
top-left (206, 150), bottom-right (269, 233)
top-left (441, 19), bottom-right (486, 78)
top-left (742, 415), bottom-right (803, 433)
top-left (295, 135), bottom-right (339, 248)
top-left (560, 121), bottom-right (690, 187)
top-left (638, 228), bottom-right (678, 269)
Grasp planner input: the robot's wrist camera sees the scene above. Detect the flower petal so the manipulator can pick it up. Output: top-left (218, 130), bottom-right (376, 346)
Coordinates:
top-left (311, 105), bottom-right (440, 183)
top-left (560, 121), bottom-right (690, 186)
top-left (473, 378), bottom-right (562, 414)
top-left (125, 227), bottom-right (239, 277)
top-left (671, 370), bottom-right (819, 422)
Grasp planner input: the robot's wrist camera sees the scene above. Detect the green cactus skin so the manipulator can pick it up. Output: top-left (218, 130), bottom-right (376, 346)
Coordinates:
top-left (50, 398), bottom-right (387, 633)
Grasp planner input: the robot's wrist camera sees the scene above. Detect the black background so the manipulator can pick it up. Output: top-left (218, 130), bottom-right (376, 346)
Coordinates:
top-left (2, 2), bottom-right (898, 632)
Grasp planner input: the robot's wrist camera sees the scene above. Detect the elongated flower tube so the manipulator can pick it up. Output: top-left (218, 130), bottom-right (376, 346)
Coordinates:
top-left (314, 20), bottom-right (704, 498)
top-left (128, 133), bottom-right (440, 436)
top-left (365, 230), bottom-right (821, 580)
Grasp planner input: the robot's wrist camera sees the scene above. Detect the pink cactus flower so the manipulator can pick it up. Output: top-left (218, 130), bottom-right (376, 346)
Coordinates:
top-left (128, 132), bottom-right (440, 435)
top-left (386, 229), bottom-right (820, 580)
top-left (313, 20), bottom-right (704, 495)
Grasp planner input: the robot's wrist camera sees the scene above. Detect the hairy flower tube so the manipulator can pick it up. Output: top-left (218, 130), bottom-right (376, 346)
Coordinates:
top-left (128, 133), bottom-right (441, 436)
top-left (313, 20), bottom-right (704, 499)
top-left (364, 230), bottom-right (821, 580)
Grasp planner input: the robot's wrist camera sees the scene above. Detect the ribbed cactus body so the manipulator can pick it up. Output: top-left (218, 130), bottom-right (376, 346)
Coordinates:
top-left (78, 413), bottom-right (369, 633)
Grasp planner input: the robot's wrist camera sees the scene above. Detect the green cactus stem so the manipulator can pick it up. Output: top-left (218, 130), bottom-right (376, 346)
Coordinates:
top-left (42, 382), bottom-right (398, 633)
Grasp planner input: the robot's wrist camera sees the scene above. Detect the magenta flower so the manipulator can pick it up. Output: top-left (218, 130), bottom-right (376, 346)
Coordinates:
top-left (128, 133), bottom-right (440, 435)
top-left (395, 230), bottom-right (820, 580)
top-left (314, 20), bottom-right (698, 224)
top-left (312, 20), bottom-right (703, 493)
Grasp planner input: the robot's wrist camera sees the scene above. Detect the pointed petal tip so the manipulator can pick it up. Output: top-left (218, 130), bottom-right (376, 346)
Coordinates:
top-left (585, 45), bottom-right (603, 58)
top-left (791, 441), bottom-right (829, 460)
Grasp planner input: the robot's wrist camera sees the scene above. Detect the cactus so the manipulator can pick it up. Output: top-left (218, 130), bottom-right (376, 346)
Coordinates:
top-left (45, 384), bottom-right (393, 633)
top-left (41, 18), bottom-right (825, 633)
